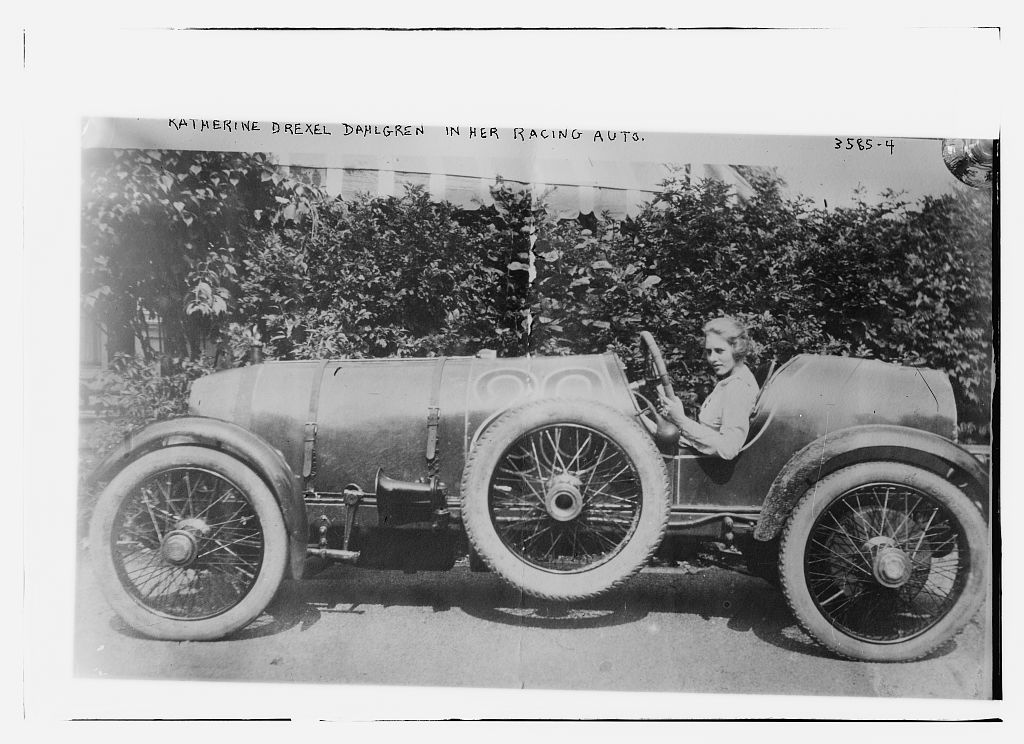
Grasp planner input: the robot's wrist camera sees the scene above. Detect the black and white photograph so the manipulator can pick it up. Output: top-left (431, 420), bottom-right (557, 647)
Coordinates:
top-left (72, 116), bottom-right (995, 697)
top-left (19, 22), bottom-right (1009, 725)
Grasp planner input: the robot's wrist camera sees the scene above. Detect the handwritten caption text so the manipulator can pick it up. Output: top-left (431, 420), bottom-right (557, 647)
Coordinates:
top-left (166, 119), bottom-right (646, 144)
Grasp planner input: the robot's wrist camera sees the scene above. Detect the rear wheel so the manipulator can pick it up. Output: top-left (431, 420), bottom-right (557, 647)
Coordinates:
top-left (461, 399), bottom-right (670, 600)
top-left (779, 462), bottom-right (987, 661)
top-left (89, 446), bottom-right (288, 641)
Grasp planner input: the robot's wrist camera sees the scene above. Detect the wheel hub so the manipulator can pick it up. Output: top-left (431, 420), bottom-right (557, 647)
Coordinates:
top-left (545, 473), bottom-right (584, 522)
top-left (871, 545), bottom-right (913, 588)
top-left (161, 530), bottom-right (199, 566)
top-left (159, 518), bottom-right (211, 566)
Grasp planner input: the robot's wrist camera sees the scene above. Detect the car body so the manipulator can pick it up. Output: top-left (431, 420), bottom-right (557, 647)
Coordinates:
top-left (88, 338), bottom-right (990, 661)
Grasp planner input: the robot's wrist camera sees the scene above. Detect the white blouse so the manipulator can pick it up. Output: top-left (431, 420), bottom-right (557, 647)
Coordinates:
top-left (677, 364), bottom-right (759, 460)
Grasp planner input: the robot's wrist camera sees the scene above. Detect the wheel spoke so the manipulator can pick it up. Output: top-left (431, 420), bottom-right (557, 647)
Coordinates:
top-left (156, 474), bottom-right (181, 519)
top-left (123, 551), bottom-right (166, 580)
top-left (495, 465), bottom-right (546, 505)
top-left (581, 441), bottom-right (613, 492)
top-left (808, 540), bottom-right (873, 577)
top-left (184, 471), bottom-right (197, 517)
top-left (143, 564), bottom-right (182, 601)
top-left (547, 427), bottom-right (568, 472)
top-left (519, 523), bottom-right (556, 549)
top-left (879, 487), bottom-right (891, 536)
top-left (119, 527), bottom-right (161, 550)
top-left (848, 493), bottom-right (879, 539)
top-left (582, 464), bottom-right (633, 506)
top-left (198, 533), bottom-right (263, 560)
top-left (889, 495), bottom-right (923, 542)
top-left (489, 423), bottom-right (641, 572)
top-left (528, 437), bottom-right (549, 482)
top-left (205, 502), bottom-right (250, 541)
top-left (912, 508), bottom-right (940, 554)
top-left (140, 490), bottom-right (166, 541)
top-left (825, 513), bottom-right (871, 564)
top-left (804, 481), bottom-right (969, 643)
top-left (111, 465), bottom-right (265, 621)
top-left (192, 481), bottom-right (237, 521)
top-left (565, 428), bottom-right (588, 472)
top-left (585, 491), bottom-right (638, 507)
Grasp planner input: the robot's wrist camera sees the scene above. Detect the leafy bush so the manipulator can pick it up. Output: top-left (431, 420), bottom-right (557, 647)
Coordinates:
top-left (81, 149), bottom-right (323, 360)
top-left (78, 354), bottom-right (216, 534)
top-left (531, 174), bottom-right (992, 436)
top-left (808, 190), bottom-right (992, 435)
top-left (530, 173), bottom-right (849, 406)
top-left (237, 182), bottom-right (535, 360)
top-left (81, 354), bottom-right (215, 463)
top-left (83, 160), bottom-right (993, 444)
top-left (230, 172), bottom-right (991, 439)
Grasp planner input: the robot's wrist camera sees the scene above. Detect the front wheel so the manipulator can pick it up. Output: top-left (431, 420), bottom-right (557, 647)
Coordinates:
top-left (89, 446), bottom-right (288, 641)
top-left (779, 462), bottom-right (988, 662)
top-left (461, 399), bottom-right (670, 600)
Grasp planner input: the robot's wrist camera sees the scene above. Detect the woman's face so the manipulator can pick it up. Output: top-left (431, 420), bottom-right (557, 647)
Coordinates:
top-left (705, 332), bottom-right (738, 377)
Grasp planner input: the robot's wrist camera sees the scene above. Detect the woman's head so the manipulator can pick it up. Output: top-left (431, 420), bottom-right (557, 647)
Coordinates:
top-left (702, 316), bottom-right (752, 377)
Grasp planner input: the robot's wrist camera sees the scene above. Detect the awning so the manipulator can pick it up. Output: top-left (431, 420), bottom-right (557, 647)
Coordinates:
top-left (82, 119), bottom-right (758, 220)
top-left (286, 158), bottom-right (754, 220)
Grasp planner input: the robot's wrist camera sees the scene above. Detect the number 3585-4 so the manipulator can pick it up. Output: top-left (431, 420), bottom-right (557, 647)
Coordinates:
top-left (835, 137), bottom-right (895, 154)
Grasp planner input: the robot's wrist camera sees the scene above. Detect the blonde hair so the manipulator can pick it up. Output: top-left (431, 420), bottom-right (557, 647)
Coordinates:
top-left (703, 316), bottom-right (754, 363)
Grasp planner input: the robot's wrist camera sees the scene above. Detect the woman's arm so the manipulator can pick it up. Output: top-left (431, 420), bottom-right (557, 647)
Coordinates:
top-left (659, 383), bottom-right (758, 460)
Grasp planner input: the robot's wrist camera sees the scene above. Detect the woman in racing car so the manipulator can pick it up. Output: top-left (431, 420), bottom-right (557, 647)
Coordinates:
top-left (657, 316), bottom-right (760, 461)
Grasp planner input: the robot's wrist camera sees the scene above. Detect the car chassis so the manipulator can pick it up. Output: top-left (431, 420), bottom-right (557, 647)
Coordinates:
top-left (87, 332), bottom-right (990, 662)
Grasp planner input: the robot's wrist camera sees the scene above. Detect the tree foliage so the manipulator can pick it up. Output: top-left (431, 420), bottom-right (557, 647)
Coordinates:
top-left (234, 174), bottom-right (992, 436)
top-left (530, 174), bottom-right (992, 430)
top-left (81, 152), bottom-right (994, 442)
top-left (236, 180), bottom-right (534, 359)
top-left (81, 149), bottom-right (322, 360)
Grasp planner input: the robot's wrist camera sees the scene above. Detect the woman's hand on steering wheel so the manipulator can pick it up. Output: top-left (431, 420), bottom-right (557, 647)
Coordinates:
top-left (657, 389), bottom-right (686, 427)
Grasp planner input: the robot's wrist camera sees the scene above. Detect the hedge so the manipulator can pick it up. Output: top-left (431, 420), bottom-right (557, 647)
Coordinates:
top-left (83, 171), bottom-right (993, 448)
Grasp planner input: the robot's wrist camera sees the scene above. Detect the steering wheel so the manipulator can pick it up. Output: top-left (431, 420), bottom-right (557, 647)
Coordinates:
top-left (635, 331), bottom-right (682, 453)
top-left (639, 330), bottom-right (675, 399)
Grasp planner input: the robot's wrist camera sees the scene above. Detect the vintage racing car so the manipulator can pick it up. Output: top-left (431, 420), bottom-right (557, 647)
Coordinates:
top-left (87, 333), bottom-right (991, 662)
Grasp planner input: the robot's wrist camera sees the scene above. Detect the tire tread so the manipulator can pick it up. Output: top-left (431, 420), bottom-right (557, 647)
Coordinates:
top-left (460, 399), bottom-right (670, 601)
top-left (778, 462), bottom-right (987, 662)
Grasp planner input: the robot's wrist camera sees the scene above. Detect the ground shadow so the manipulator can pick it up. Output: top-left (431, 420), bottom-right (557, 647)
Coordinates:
top-left (91, 552), bottom-right (959, 662)
top-left (242, 560), bottom-right (956, 662)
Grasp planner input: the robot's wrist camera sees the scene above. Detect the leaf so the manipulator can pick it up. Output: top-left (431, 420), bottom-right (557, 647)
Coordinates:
top-left (189, 164), bottom-right (202, 176)
top-left (641, 275), bottom-right (662, 288)
top-left (274, 196), bottom-right (290, 204)
top-left (590, 260), bottom-right (614, 271)
top-left (172, 201), bottom-right (185, 212)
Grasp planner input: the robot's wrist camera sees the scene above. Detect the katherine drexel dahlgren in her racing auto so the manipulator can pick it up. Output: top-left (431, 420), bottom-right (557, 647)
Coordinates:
top-left (656, 316), bottom-right (760, 460)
